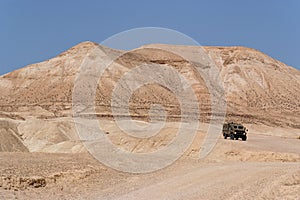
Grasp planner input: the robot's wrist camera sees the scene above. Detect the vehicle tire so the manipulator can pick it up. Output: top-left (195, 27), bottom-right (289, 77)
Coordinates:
top-left (224, 133), bottom-right (227, 139)
top-left (230, 134), bottom-right (234, 140)
top-left (242, 135), bottom-right (247, 141)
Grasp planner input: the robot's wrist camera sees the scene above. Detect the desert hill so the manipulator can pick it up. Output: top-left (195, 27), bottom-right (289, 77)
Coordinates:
top-left (0, 41), bottom-right (299, 153)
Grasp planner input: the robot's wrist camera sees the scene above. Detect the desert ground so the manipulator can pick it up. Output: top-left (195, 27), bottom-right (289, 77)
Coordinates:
top-left (0, 120), bottom-right (299, 200)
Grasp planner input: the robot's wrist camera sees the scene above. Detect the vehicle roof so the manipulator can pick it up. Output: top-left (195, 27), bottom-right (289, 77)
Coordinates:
top-left (225, 122), bottom-right (244, 126)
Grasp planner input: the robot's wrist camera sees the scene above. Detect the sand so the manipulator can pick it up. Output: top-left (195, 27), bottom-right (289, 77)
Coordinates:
top-left (0, 120), bottom-right (299, 200)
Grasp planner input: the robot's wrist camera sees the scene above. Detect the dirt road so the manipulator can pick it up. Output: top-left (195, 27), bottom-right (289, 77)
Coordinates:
top-left (101, 162), bottom-right (299, 200)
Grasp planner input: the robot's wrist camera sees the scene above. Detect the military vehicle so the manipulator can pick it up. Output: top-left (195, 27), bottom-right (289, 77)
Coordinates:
top-left (222, 122), bottom-right (248, 141)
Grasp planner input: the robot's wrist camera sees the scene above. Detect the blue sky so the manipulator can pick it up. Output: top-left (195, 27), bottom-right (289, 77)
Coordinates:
top-left (1, 0), bottom-right (299, 75)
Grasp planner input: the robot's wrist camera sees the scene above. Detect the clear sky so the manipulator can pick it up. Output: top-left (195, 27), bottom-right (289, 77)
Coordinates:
top-left (1, 0), bottom-right (299, 75)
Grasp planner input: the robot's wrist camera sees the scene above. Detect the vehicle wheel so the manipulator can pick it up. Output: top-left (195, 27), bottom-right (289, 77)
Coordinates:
top-left (224, 134), bottom-right (227, 139)
top-left (242, 135), bottom-right (247, 141)
top-left (230, 134), bottom-right (234, 140)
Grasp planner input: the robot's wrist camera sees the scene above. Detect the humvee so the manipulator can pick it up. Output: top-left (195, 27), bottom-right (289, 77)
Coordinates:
top-left (222, 122), bottom-right (248, 141)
